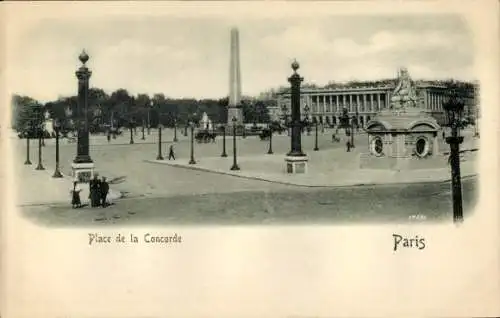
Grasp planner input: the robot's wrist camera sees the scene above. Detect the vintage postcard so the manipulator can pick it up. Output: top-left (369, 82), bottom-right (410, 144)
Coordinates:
top-left (1, 1), bottom-right (499, 317)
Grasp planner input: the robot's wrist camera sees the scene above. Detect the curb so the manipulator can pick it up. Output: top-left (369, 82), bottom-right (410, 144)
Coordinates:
top-left (144, 159), bottom-right (478, 188)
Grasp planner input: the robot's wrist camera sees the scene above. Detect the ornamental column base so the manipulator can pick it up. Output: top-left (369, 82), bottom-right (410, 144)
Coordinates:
top-left (284, 155), bottom-right (309, 174)
top-left (71, 162), bottom-right (95, 183)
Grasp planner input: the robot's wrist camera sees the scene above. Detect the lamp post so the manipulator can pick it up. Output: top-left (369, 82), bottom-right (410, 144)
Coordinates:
top-left (221, 124), bottom-right (228, 157)
top-left (24, 122), bottom-right (32, 165)
top-left (230, 116), bottom-right (240, 170)
top-left (156, 124), bottom-right (164, 160)
top-left (286, 60), bottom-right (306, 157)
top-left (141, 118), bottom-right (146, 140)
top-left (73, 50), bottom-right (93, 165)
top-left (355, 111), bottom-right (360, 132)
top-left (314, 121), bottom-right (319, 151)
top-left (173, 117), bottom-right (178, 142)
top-left (443, 92), bottom-right (465, 223)
top-left (189, 119), bottom-right (196, 165)
top-left (350, 116), bottom-right (355, 148)
top-left (52, 119), bottom-right (63, 178)
top-left (267, 123), bottom-right (273, 154)
top-left (41, 108), bottom-right (47, 147)
top-left (129, 119), bottom-right (134, 144)
top-left (147, 100), bottom-right (152, 135)
top-left (35, 122), bottom-right (45, 171)
top-left (304, 105), bottom-right (310, 136)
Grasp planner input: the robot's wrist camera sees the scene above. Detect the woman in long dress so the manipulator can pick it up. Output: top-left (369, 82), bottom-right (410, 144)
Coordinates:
top-left (71, 181), bottom-right (82, 208)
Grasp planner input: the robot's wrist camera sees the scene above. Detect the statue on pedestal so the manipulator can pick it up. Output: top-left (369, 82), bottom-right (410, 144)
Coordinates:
top-left (390, 67), bottom-right (418, 110)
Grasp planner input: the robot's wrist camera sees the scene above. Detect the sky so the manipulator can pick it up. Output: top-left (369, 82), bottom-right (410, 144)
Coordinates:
top-left (6, 12), bottom-right (475, 102)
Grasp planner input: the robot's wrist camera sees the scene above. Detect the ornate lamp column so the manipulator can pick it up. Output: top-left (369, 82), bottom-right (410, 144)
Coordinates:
top-left (52, 119), bottom-right (63, 178)
top-left (189, 119), bottom-right (196, 165)
top-left (267, 123), bottom-right (273, 155)
top-left (156, 124), bottom-right (164, 160)
top-left (35, 120), bottom-right (45, 171)
top-left (230, 116), bottom-right (240, 170)
top-left (443, 93), bottom-right (465, 223)
top-left (173, 117), bottom-right (178, 142)
top-left (350, 116), bottom-right (355, 148)
top-left (285, 60), bottom-right (308, 174)
top-left (314, 121), bottom-right (319, 151)
top-left (304, 105), bottom-right (310, 136)
top-left (129, 119), bottom-right (134, 144)
top-left (148, 100), bottom-right (152, 135)
top-left (24, 122), bottom-right (32, 165)
top-left (72, 50), bottom-right (94, 182)
top-left (221, 124), bottom-right (228, 157)
top-left (141, 118), bottom-right (146, 140)
top-left (287, 60), bottom-right (305, 157)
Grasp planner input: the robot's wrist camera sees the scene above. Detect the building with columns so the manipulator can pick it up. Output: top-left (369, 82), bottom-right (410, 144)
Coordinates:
top-left (276, 77), bottom-right (477, 127)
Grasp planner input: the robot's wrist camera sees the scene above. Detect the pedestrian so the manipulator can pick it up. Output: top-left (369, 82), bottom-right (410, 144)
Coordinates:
top-left (71, 181), bottom-right (82, 209)
top-left (89, 174), bottom-right (101, 207)
top-left (100, 177), bottom-right (109, 207)
top-left (107, 131), bottom-right (111, 143)
top-left (346, 140), bottom-right (351, 152)
top-left (442, 130), bottom-right (445, 140)
top-left (332, 133), bottom-right (336, 143)
top-left (168, 144), bottom-right (176, 160)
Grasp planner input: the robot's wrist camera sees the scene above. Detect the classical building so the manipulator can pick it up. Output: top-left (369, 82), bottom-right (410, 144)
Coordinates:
top-left (276, 69), bottom-right (478, 127)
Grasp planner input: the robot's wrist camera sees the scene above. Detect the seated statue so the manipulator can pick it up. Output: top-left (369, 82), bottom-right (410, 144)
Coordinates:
top-left (390, 67), bottom-right (418, 109)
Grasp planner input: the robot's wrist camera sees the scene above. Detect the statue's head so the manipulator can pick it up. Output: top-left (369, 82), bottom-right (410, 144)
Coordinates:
top-left (399, 67), bottom-right (409, 78)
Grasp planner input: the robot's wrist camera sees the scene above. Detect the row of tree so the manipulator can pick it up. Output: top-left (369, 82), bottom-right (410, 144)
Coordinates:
top-left (11, 88), bottom-right (273, 134)
top-left (11, 78), bottom-right (476, 134)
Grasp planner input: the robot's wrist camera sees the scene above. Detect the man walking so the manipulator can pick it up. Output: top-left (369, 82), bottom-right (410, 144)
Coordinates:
top-left (100, 176), bottom-right (109, 207)
top-left (168, 144), bottom-right (176, 160)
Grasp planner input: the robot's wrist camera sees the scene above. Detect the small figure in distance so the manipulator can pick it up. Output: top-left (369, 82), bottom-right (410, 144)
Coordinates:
top-left (346, 140), bottom-right (351, 152)
top-left (168, 144), bottom-right (176, 160)
top-left (100, 176), bottom-right (109, 208)
top-left (71, 181), bottom-right (82, 209)
top-left (89, 174), bottom-right (101, 208)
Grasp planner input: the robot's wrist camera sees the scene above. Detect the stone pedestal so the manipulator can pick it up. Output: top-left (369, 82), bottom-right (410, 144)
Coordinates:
top-left (285, 155), bottom-right (308, 174)
top-left (224, 123), bottom-right (245, 136)
top-left (227, 107), bottom-right (244, 126)
top-left (71, 162), bottom-right (95, 183)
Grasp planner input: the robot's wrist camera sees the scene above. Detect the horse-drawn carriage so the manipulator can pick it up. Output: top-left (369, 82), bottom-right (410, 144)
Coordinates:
top-left (195, 130), bottom-right (216, 143)
top-left (259, 128), bottom-right (273, 140)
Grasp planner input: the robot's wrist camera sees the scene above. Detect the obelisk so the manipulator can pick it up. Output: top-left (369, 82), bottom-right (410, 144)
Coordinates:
top-left (227, 27), bottom-right (244, 126)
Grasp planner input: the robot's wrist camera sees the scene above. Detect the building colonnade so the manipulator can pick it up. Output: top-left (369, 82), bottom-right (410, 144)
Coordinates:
top-left (277, 85), bottom-right (460, 127)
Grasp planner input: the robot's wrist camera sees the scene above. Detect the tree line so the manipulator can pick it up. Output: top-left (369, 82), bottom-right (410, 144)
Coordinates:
top-left (11, 88), bottom-right (273, 133)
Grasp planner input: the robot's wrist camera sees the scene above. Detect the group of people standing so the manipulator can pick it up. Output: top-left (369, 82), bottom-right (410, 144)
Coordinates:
top-left (89, 175), bottom-right (110, 207)
top-left (71, 174), bottom-right (110, 208)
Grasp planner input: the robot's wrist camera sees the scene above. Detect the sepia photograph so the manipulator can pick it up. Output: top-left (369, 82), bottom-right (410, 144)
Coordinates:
top-left (1, 2), bottom-right (498, 318)
top-left (9, 8), bottom-right (480, 226)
